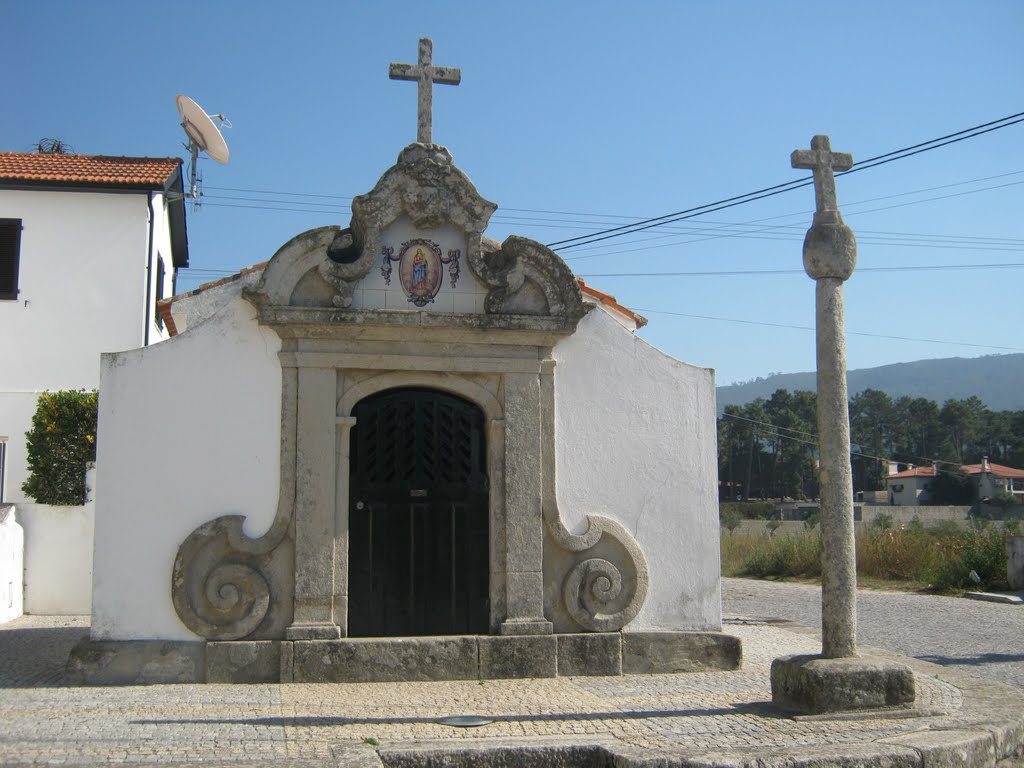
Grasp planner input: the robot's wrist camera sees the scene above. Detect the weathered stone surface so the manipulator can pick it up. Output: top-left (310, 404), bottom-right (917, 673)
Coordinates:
top-left (379, 740), bottom-right (611, 768)
top-left (880, 729), bottom-right (995, 768)
top-left (1008, 536), bottom-right (1024, 590)
top-left (206, 640), bottom-right (281, 683)
top-left (65, 637), bottom-right (204, 685)
top-left (621, 631), bottom-right (741, 674)
top-left (788, 134), bottom-right (862, 669)
top-left (388, 38), bottom-right (461, 146)
top-left (292, 636), bottom-right (479, 683)
top-left (770, 653), bottom-right (915, 714)
top-left (556, 633), bottom-right (621, 677)
top-left (479, 634), bottom-right (557, 679)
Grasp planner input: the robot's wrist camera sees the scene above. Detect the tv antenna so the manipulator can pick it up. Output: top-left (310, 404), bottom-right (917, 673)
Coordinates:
top-left (175, 94), bottom-right (230, 208)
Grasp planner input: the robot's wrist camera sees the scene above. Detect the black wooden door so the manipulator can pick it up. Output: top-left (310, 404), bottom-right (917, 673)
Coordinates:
top-left (348, 388), bottom-right (489, 637)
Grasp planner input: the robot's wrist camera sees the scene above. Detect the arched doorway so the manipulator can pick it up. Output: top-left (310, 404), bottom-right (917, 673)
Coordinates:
top-left (348, 387), bottom-right (489, 636)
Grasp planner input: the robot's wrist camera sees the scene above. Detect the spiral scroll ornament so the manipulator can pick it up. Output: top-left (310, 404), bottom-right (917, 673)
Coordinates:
top-left (564, 557), bottom-right (630, 632)
top-left (171, 515), bottom-right (291, 641)
top-left (547, 515), bottom-right (650, 632)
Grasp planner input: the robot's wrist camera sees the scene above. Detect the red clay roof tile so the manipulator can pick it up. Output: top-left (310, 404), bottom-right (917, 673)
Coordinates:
top-left (0, 153), bottom-right (181, 188)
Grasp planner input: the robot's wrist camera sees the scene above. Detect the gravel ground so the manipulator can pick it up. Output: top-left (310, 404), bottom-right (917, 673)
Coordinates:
top-left (722, 576), bottom-right (1024, 689)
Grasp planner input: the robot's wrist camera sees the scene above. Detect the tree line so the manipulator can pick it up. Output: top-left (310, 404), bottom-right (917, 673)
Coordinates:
top-left (718, 389), bottom-right (1024, 503)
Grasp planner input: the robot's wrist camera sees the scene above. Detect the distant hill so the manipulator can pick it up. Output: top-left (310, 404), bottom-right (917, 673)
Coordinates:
top-left (717, 354), bottom-right (1024, 414)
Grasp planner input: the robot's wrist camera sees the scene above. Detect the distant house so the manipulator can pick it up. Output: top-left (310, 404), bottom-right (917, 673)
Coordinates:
top-left (885, 457), bottom-right (1024, 506)
top-left (0, 152), bottom-right (188, 503)
top-left (886, 466), bottom-right (938, 506)
top-left (964, 458), bottom-right (1024, 502)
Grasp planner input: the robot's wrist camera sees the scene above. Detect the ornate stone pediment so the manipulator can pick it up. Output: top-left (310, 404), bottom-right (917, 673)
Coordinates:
top-left (243, 143), bottom-right (586, 329)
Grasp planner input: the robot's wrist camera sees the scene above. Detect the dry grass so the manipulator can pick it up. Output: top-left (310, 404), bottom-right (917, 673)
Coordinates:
top-left (720, 521), bottom-right (1014, 592)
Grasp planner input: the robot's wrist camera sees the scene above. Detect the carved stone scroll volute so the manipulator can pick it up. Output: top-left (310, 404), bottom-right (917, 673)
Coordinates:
top-left (540, 361), bottom-right (650, 632)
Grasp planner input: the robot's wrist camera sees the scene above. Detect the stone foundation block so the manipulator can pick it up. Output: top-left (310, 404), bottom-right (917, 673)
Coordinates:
top-left (479, 634), bottom-right (557, 679)
top-left (292, 636), bottom-right (478, 683)
top-left (621, 631), bottom-right (741, 674)
top-left (206, 641), bottom-right (281, 683)
top-left (771, 654), bottom-right (915, 714)
top-left (557, 633), bottom-right (621, 676)
top-left (65, 638), bottom-right (205, 685)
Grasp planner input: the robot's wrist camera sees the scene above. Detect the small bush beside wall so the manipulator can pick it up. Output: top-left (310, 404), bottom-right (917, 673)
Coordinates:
top-left (21, 390), bottom-right (98, 505)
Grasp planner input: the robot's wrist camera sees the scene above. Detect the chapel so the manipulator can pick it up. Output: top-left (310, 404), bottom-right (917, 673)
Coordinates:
top-left (70, 39), bottom-right (736, 684)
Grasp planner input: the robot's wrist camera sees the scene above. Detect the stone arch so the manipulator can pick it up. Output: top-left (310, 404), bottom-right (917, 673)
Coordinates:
top-left (338, 371), bottom-right (502, 421)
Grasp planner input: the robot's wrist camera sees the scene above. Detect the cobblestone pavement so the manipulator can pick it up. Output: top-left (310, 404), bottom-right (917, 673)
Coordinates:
top-left (723, 577), bottom-right (1024, 690)
top-left (1, 611), bottom-right (1022, 766)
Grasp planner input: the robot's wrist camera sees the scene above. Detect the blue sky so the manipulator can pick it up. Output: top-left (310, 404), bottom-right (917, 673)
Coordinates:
top-left (4, 1), bottom-right (1022, 387)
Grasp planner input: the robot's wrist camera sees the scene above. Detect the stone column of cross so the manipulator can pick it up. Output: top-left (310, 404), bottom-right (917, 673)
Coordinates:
top-left (389, 38), bottom-right (461, 145)
top-left (793, 135), bottom-right (858, 660)
top-left (771, 136), bottom-right (916, 715)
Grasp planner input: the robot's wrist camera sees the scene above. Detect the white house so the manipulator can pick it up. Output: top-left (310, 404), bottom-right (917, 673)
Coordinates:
top-left (886, 465), bottom-right (937, 506)
top-left (0, 152), bottom-right (189, 504)
top-left (964, 458), bottom-right (1024, 502)
top-left (885, 458), bottom-right (1024, 506)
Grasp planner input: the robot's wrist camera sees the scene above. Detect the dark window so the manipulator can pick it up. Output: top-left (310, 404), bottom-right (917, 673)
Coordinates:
top-left (155, 256), bottom-right (165, 330)
top-left (0, 219), bottom-right (23, 300)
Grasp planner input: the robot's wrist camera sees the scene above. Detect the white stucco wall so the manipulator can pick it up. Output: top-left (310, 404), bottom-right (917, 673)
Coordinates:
top-left (91, 295), bottom-right (281, 640)
top-left (0, 188), bottom-right (172, 504)
top-left (553, 308), bottom-right (721, 630)
top-left (17, 503), bottom-right (93, 615)
top-left (0, 506), bottom-right (24, 623)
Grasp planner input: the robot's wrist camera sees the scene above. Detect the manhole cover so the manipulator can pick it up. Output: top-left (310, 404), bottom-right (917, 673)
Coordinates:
top-left (437, 715), bottom-right (494, 727)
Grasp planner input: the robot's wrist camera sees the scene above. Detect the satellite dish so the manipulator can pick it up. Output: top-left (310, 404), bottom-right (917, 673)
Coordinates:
top-left (175, 94), bottom-right (231, 205)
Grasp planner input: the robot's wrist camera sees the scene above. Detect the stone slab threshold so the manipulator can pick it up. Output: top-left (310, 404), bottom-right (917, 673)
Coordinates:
top-left (372, 728), bottom-right (1022, 768)
top-left (66, 630), bottom-right (741, 686)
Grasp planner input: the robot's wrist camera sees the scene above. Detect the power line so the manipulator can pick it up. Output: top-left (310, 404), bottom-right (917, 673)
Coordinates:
top-left (632, 308), bottom-right (1024, 352)
top-left (545, 111), bottom-right (1024, 251)
top-left (579, 263), bottom-right (1024, 278)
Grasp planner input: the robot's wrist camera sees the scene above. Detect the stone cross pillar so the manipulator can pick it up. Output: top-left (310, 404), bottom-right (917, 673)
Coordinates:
top-left (389, 38), bottom-right (461, 145)
top-left (791, 135), bottom-right (857, 659)
top-left (771, 135), bottom-right (915, 714)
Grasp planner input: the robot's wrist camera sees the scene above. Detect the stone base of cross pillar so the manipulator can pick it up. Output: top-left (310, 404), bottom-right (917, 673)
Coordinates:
top-left (770, 654), bottom-right (915, 714)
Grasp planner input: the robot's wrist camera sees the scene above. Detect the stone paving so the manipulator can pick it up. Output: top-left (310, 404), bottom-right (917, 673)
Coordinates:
top-left (1, 611), bottom-right (1022, 766)
top-left (723, 577), bottom-right (1024, 690)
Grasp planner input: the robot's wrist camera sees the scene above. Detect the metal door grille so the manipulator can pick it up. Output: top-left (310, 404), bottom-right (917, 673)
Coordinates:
top-left (349, 388), bottom-right (488, 636)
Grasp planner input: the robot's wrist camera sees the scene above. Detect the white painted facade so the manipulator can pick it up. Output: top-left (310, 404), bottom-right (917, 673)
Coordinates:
top-left (17, 502), bottom-right (94, 615)
top-left (92, 296), bottom-right (282, 640)
top-left (554, 308), bottom-right (720, 629)
top-left (92, 277), bottom-right (719, 639)
top-left (0, 506), bottom-right (23, 623)
top-left (886, 471), bottom-right (935, 506)
top-left (0, 183), bottom-right (185, 505)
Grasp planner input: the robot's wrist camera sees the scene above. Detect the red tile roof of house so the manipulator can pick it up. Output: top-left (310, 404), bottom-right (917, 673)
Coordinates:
top-left (887, 467), bottom-right (937, 479)
top-left (963, 462), bottom-right (1024, 479)
top-left (0, 153), bottom-right (182, 189)
top-left (888, 462), bottom-right (1024, 481)
top-left (576, 279), bottom-right (648, 328)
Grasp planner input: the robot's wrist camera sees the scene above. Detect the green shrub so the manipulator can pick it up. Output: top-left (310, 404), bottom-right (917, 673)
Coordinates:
top-left (21, 390), bottom-right (98, 505)
top-left (719, 501), bottom-right (775, 520)
top-left (720, 508), bottom-right (744, 535)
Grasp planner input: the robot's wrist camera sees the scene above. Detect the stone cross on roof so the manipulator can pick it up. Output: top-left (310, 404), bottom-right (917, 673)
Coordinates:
top-left (389, 38), bottom-right (461, 145)
top-left (791, 135), bottom-right (853, 215)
